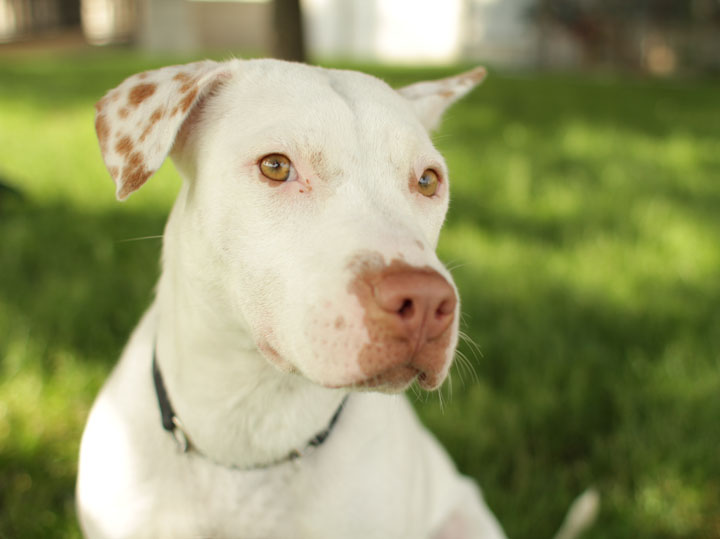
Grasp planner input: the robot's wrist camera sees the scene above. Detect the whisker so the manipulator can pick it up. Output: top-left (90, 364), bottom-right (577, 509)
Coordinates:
top-left (409, 381), bottom-right (422, 402)
top-left (453, 349), bottom-right (468, 386)
top-left (454, 348), bottom-right (479, 386)
top-left (116, 235), bottom-right (164, 243)
top-left (431, 132), bottom-right (454, 143)
top-left (445, 260), bottom-right (467, 272)
top-left (458, 311), bottom-right (469, 330)
top-left (436, 381), bottom-right (446, 413)
top-left (458, 326), bottom-right (484, 360)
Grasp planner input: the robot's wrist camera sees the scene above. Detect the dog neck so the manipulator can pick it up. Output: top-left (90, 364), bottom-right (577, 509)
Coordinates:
top-left (152, 195), bottom-right (348, 469)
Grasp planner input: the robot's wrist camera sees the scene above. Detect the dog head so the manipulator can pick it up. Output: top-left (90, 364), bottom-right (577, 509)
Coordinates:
top-left (95, 59), bottom-right (485, 392)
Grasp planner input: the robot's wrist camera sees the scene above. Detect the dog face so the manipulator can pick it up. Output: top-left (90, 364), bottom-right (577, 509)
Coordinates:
top-left (95, 59), bottom-right (485, 392)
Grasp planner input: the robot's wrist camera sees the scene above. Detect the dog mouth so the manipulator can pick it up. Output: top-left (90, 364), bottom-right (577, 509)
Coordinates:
top-left (353, 364), bottom-right (420, 391)
top-left (256, 327), bottom-right (448, 391)
top-left (334, 358), bottom-right (444, 393)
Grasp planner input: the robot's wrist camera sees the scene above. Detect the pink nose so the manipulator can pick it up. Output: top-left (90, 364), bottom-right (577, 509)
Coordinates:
top-left (347, 259), bottom-right (459, 390)
top-left (373, 270), bottom-right (457, 345)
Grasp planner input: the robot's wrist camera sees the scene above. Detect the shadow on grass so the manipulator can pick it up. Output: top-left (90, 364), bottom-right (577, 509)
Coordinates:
top-left (0, 195), bottom-right (167, 538)
top-left (0, 437), bottom-right (80, 538)
top-left (427, 253), bottom-right (720, 537)
top-left (0, 198), bottom-right (165, 367)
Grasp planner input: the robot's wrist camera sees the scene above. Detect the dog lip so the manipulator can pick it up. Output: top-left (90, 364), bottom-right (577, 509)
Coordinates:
top-left (416, 370), bottom-right (441, 390)
top-left (320, 339), bottom-right (452, 392)
top-left (327, 364), bottom-right (421, 392)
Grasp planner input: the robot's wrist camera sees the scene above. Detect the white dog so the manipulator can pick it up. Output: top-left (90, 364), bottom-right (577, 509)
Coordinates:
top-left (77, 59), bottom-right (597, 539)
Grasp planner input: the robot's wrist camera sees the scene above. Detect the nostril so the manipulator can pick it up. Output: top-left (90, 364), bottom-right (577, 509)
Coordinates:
top-left (398, 299), bottom-right (414, 319)
top-left (371, 269), bottom-right (455, 339)
top-left (436, 298), bottom-right (455, 318)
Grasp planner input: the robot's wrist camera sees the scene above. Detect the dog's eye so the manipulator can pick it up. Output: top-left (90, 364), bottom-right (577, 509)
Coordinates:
top-left (259, 154), bottom-right (292, 181)
top-left (417, 169), bottom-right (439, 197)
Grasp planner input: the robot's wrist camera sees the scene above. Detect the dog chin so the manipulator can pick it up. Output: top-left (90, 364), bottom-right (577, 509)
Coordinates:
top-left (321, 365), bottom-right (447, 393)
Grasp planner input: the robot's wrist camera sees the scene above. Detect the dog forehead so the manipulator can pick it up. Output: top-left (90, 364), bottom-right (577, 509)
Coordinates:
top-left (217, 60), bottom-right (424, 137)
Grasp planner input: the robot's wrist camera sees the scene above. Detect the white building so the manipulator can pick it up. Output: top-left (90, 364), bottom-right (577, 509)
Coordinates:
top-left (77, 0), bottom-right (544, 67)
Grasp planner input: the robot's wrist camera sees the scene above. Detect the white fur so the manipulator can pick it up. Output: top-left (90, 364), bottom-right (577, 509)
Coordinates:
top-left (77, 59), bottom-right (593, 539)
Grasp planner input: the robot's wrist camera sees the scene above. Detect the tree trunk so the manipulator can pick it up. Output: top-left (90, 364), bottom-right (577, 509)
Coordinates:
top-left (272, 0), bottom-right (306, 62)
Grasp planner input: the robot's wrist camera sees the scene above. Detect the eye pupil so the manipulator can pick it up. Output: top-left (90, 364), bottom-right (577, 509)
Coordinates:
top-left (260, 153), bottom-right (292, 181)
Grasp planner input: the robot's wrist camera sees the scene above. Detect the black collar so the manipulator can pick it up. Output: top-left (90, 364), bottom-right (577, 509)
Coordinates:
top-left (152, 348), bottom-right (348, 469)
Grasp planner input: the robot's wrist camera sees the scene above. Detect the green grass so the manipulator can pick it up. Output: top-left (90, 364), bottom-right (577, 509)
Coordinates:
top-left (1, 50), bottom-right (719, 538)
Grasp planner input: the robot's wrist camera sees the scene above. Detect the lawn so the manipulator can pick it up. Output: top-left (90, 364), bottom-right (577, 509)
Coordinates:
top-left (0, 49), bottom-right (718, 538)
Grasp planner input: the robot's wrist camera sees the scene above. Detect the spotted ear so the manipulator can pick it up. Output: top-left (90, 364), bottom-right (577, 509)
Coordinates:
top-left (94, 60), bottom-right (230, 200)
top-left (397, 66), bottom-right (487, 132)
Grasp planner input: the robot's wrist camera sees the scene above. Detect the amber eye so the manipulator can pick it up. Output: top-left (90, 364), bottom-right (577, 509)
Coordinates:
top-left (259, 154), bottom-right (292, 181)
top-left (418, 169), bottom-right (439, 197)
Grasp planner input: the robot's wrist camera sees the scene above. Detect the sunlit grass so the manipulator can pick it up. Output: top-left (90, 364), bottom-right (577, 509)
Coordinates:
top-left (1, 51), bottom-right (719, 538)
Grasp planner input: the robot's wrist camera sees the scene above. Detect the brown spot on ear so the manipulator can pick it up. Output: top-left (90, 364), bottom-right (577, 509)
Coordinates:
top-left (118, 107), bottom-right (129, 119)
top-left (95, 90), bottom-right (120, 112)
top-left (115, 135), bottom-right (133, 157)
top-left (439, 89), bottom-right (454, 98)
top-left (95, 114), bottom-right (110, 152)
top-left (415, 240), bottom-right (425, 251)
top-left (171, 79), bottom-right (225, 154)
top-left (119, 151), bottom-right (151, 198)
top-left (179, 87), bottom-right (199, 113)
top-left (139, 107), bottom-right (166, 143)
top-left (127, 151), bottom-right (143, 169)
top-left (128, 83), bottom-right (157, 107)
top-left (149, 107), bottom-right (165, 123)
top-left (171, 77), bottom-right (205, 116)
top-left (119, 166), bottom-right (151, 199)
top-left (109, 166), bottom-right (119, 178)
top-left (173, 72), bottom-right (191, 83)
top-left (172, 98), bottom-right (202, 153)
top-left (178, 75), bottom-right (200, 94)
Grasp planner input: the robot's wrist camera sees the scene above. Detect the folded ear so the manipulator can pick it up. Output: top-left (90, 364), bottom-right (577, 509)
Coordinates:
top-left (397, 66), bottom-right (487, 132)
top-left (94, 60), bottom-right (230, 200)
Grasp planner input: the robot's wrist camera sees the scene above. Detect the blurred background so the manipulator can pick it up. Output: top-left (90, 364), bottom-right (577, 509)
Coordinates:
top-left (1, 1), bottom-right (719, 538)
top-left (2, 0), bottom-right (720, 72)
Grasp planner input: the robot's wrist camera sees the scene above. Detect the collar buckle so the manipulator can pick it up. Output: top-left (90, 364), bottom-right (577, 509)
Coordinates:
top-left (171, 416), bottom-right (191, 453)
